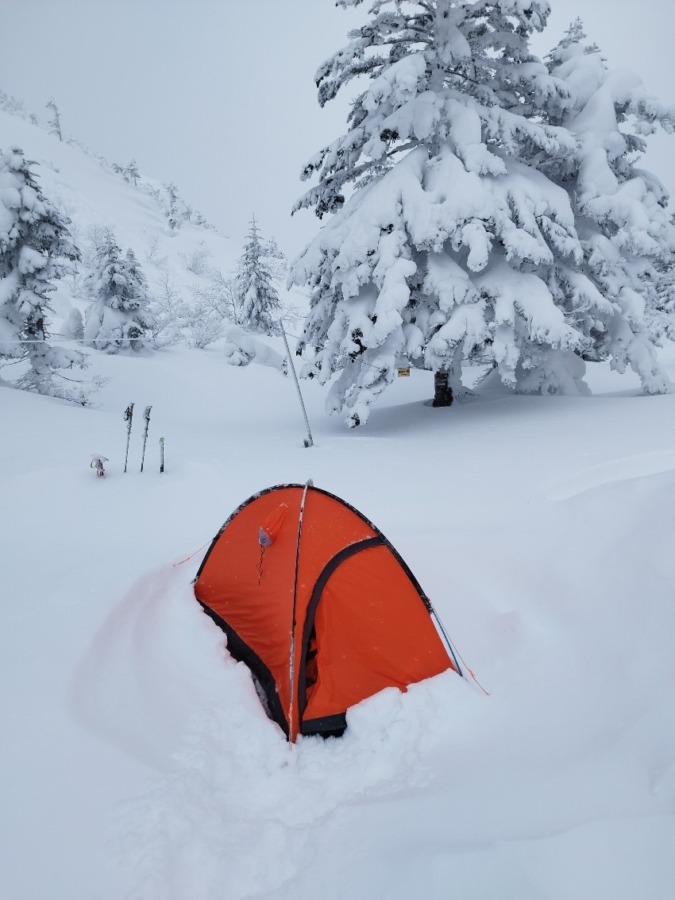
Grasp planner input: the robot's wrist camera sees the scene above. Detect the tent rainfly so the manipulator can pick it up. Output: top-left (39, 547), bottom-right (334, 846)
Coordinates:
top-left (194, 483), bottom-right (462, 741)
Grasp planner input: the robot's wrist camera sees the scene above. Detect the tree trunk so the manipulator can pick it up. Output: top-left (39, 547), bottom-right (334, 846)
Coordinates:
top-left (432, 369), bottom-right (453, 407)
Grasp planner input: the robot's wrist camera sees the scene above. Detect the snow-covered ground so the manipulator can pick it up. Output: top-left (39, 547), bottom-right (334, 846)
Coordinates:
top-left (2, 100), bottom-right (675, 900)
top-left (2, 340), bottom-right (675, 900)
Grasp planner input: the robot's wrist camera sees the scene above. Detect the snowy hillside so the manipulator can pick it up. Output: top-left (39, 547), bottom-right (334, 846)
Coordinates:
top-left (0, 107), bottom-right (231, 291)
top-left (0, 106), bottom-right (302, 371)
top-left (2, 84), bottom-right (675, 900)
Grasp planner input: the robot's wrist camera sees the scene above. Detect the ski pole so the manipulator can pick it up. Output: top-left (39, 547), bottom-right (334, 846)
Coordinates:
top-left (123, 403), bottom-right (134, 473)
top-left (159, 436), bottom-right (165, 474)
top-left (140, 406), bottom-right (152, 472)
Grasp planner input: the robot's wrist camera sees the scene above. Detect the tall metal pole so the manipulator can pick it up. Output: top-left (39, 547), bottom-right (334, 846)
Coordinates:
top-left (280, 326), bottom-right (314, 449)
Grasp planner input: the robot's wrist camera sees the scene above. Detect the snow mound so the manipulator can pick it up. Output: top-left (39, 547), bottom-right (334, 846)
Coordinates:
top-left (547, 449), bottom-right (675, 500)
top-left (71, 565), bottom-right (472, 898)
top-left (223, 324), bottom-right (286, 371)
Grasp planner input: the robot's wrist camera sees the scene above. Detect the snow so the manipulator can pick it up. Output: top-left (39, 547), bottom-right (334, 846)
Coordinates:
top-left (2, 43), bottom-right (675, 900)
top-left (3, 335), bottom-right (675, 899)
top-left (18, 245), bottom-right (46, 274)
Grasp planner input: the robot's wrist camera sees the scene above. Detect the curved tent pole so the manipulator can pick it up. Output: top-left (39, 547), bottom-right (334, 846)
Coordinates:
top-left (288, 479), bottom-right (312, 741)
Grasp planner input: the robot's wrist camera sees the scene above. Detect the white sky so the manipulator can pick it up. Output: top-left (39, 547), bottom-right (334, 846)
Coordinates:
top-left (1, 0), bottom-right (674, 257)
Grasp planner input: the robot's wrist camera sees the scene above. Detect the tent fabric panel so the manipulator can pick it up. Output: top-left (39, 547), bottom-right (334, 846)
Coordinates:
top-left (302, 544), bottom-right (453, 723)
top-left (298, 536), bottom-right (384, 717)
top-left (194, 487), bottom-right (304, 721)
top-left (286, 487), bottom-right (378, 738)
top-left (293, 487), bottom-right (378, 620)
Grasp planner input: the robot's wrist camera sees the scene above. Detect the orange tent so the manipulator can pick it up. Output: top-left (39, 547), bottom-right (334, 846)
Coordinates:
top-left (194, 483), bottom-right (461, 740)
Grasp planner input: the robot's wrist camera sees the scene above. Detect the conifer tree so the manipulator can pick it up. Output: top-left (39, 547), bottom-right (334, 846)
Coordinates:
top-left (290, 0), bottom-right (672, 427)
top-left (84, 231), bottom-right (153, 352)
top-left (45, 98), bottom-right (63, 141)
top-left (236, 216), bottom-right (282, 335)
top-left (166, 183), bottom-right (180, 232)
top-left (0, 146), bottom-right (85, 399)
top-left (125, 160), bottom-right (139, 187)
top-left (655, 255), bottom-right (675, 342)
top-left (542, 21), bottom-right (675, 392)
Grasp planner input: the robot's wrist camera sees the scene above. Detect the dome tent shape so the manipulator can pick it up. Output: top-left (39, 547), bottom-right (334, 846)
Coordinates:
top-left (194, 484), bottom-right (461, 741)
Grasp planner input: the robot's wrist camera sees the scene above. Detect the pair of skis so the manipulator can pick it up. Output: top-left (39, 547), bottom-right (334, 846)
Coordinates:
top-left (124, 403), bottom-right (161, 473)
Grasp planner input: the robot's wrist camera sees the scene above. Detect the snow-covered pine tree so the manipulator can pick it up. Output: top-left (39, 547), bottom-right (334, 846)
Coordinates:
top-left (125, 160), bottom-right (139, 187)
top-left (542, 20), bottom-right (675, 392)
top-left (655, 252), bottom-right (675, 342)
top-left (124, 248), bottom-right (154, 314)
top-left (166, 183), bottom-right (180, 232)
top-left (236, 216), bottom-right (282, 335)
top-left (0, 146), bottom-right (85, 399)
top-left (45, 98), bottom-right (63, 141)
top-left (84, 232), bottom-right (153, 352)
top-left (290, 0), bottom-right (651, 426)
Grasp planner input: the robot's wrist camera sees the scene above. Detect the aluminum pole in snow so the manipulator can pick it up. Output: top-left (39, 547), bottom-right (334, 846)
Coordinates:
top-left (280, 326), bottom-right (314, 449)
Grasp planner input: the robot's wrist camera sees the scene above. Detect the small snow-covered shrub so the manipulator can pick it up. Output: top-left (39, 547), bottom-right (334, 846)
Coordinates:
top-left (62, 307), bottom-right (84, 341)
top-left (223, 325), bottom-right (285, 371)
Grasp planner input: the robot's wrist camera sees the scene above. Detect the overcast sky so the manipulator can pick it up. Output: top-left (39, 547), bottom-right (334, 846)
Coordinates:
top-left (1, 0), bottom-right (674, 258)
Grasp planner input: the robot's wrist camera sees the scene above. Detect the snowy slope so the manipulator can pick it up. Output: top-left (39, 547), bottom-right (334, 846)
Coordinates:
top-left (0, 106), bottom-right (303, 352)
top-left (0, 106), bottom-right (234, 288)
top-left (2, 106), bottom-right (675, 900)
